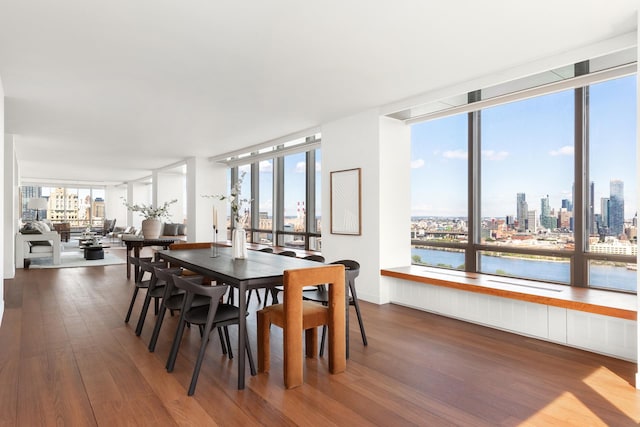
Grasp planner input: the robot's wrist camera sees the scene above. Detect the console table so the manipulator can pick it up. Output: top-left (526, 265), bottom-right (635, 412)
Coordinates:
top-left (122, 236), bottom-right (178, 280)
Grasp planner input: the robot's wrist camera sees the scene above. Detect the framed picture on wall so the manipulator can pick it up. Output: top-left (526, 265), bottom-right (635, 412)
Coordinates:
top-left (330, 168), bottom-right (361, 235)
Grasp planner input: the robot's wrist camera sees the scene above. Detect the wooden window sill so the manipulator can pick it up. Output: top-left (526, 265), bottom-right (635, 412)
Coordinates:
top-left (381, 266), bottom-right (636, 320)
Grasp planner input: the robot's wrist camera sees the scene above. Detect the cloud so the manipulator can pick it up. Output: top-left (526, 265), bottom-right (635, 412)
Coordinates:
top-left (443, 149), bottom-right (468, 159)
top-left (482, 150), bottom-right (509, 161)
top-left (411, 159), bottom-right (425, 169)
top-left (259, 160), bottom-right (272, 172)
top-left (549, 146), bottom-right (574, 156)
top-left (315, 161), bottom-right (321, 172)
top-left (295, 161), bottom-right (305, 173)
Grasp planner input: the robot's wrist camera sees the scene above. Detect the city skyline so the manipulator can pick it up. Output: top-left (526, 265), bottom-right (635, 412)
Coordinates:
top-left (410, 75), bottom-right (636, 220)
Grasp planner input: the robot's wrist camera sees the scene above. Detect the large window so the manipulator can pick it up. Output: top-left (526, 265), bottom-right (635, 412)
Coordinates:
top-left (411, 63), bottom-right (637, 293)
top-left (223, 135), bottom-right (321, 251)
top-left (20, 185), bottom-right (107, 229)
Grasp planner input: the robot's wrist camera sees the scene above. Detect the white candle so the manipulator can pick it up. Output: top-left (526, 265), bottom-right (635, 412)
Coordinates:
top-left (213, 206), bottom-right (218, 229)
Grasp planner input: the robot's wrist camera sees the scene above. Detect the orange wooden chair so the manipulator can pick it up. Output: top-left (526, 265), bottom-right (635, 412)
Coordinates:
top-left (257, 264), bottom-right (346, 389)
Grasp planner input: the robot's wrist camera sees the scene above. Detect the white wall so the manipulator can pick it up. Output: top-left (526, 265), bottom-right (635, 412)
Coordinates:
top-left (3, 134), bottom-right (15, 280)
top-left (105, 185), bottom-right (128, 227)
top-left (321, 109), bottom-right (410, 304)
top-left (0, 77), bottom-right (5, 325)
top-left (186, 156), bottom-right (225, 242)
top-left (157, 171), bottom-right (185, 224)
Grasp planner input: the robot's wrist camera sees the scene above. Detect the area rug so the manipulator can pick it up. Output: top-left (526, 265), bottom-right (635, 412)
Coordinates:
top-left (28, 248), bottom-right (125, 269)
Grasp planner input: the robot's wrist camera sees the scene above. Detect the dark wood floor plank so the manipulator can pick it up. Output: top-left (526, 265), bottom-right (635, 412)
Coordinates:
top-left (2, 257), bottom-right (640, 426)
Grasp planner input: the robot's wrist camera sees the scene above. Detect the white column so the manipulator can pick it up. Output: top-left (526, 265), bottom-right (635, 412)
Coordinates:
top-left (635, 11), bottom-right (640, 389)
top-left (321, 109), bottom-right (410, 304)
top-left (186, 157), bottom-right (226, 242)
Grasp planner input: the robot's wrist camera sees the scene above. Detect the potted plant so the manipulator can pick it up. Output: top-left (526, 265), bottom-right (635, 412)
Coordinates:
top-left (122, 198), bottom-right (178, 239)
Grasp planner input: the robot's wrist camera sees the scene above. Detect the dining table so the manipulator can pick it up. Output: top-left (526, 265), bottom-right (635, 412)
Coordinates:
top-left (156, 246), bottom-right (336, 390)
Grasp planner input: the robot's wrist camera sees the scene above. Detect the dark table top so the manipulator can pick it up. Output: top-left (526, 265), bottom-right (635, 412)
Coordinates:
top-left (157, 246), bottom-right (322, 287)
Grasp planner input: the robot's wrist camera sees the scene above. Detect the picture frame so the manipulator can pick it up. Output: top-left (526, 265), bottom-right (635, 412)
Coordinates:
top-left (330, 168), bottom-right (361, 235)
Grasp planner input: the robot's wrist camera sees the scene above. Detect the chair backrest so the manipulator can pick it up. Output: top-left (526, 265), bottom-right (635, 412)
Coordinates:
top-left (283, 264), bottom-right (345, 300)
top-left (140, 260), bottom-right (169, 290)
top-left (303, 254), bottom-right (325, 263)
top-left (154, 266), bottom-right (183, 298)
top-left (169, 242), bottom-right (212, 250)
top-left (330, 259), bottom-right (360, 297)
top-left (173, 275), bottom-right (228, 298)
top-left (259, 247), bottom-right (274, 253)
top-left (278, 250), bottom-right (297, 257)
top-left (129, 256), bottom-right (153, 282)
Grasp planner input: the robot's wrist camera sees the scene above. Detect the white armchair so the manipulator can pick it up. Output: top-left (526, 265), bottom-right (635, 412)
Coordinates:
top-left (15, 231), bottom-right (61, 268)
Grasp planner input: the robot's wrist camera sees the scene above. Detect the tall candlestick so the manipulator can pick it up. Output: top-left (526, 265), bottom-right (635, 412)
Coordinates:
top-left (213, 206), bottom-right (218, 229)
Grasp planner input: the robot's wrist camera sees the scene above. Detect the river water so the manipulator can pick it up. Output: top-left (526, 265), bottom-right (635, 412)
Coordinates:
top-left (411, 247), bottom-right (636, 292)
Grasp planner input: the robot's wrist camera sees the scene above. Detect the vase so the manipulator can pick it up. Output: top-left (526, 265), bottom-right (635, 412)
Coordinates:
top-left (141, 218), bottom-right (162, 239)
top-left (232, 228), bottom-right (248, 259)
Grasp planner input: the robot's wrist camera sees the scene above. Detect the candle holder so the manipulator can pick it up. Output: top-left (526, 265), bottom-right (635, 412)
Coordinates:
top-left (211, 226), bottom-right (219, 257)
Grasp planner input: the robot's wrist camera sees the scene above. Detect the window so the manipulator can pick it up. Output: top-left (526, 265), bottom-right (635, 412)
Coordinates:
top-left (20, 185), bottom-right (107, 230)
top-left (411, 113), bottom-right (468, 270)
top-left (410, 63), bottom-right (636, 293)
top-left (223, 135), bottom-right (321, 251)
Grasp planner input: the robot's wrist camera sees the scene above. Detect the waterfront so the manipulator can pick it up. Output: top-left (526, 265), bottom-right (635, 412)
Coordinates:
top-left (411, 247), bottom-right (636, 292)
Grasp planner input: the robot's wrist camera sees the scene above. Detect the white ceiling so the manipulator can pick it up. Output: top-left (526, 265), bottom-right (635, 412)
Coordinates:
top-left (0, 1), bottom-right (637, 185)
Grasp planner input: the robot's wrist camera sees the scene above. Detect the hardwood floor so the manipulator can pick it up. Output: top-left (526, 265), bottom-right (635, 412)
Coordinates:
top-left (2, 253), bottom-right (640, 426)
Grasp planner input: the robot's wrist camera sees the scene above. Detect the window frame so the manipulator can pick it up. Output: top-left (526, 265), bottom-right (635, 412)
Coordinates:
top-left (410, 61), bottom-right (637, 293)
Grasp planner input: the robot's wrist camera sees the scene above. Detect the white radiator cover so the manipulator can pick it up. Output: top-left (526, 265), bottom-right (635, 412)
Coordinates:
top-left (388, 277), bottom-right (637, 362)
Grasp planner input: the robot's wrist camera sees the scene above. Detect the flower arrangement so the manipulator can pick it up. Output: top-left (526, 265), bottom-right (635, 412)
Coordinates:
top-left (122, 198), bottom-right (178, 221)
top-left (203, 172), bottom-right (251, 228)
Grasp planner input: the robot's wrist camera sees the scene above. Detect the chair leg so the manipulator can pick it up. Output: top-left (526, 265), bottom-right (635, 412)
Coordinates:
top-left (166, 312), bottom-right (188, 372)
top-left (305, 327), bottom-right (318, 359)
top-left (217, 327), bottom-right (227, 355)
top-left (319, 325), bottom-right (327, 357)
top-left (135, 293), bottom-right (153, 336)
top-left (223, 326), bottom-right (233, 359)
top-left (257, 310), bottom-right (270, 373)
top-left (154, 298), bottom-right (159, 315)
top-left (187, 322), bottom-right (214, 396)
top-left (245, 327), bottom-right (257, 376)
top-left (125, 287), bottom-right (140, 323)
top-left (148, 303), bottom-right (168, 352)
top-left (352, 299), bottom-right (368, 346)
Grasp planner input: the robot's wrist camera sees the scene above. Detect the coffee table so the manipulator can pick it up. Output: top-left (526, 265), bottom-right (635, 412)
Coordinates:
top-left (82, 244), bottom-right (110, 260)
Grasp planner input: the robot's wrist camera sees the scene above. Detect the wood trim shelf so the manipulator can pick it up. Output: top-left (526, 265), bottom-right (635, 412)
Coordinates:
top-left (381, 265), bottom-right (637, 320)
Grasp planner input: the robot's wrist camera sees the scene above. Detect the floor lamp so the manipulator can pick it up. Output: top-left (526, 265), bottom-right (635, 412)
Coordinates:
top-left (27, 198), bottom-right (48, 221)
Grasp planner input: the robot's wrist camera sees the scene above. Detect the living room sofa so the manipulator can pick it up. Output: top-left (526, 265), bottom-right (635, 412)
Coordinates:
top-left (16, 221), bottom-right (61, 268)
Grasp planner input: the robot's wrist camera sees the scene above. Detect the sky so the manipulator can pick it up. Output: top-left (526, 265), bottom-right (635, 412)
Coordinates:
top-left (238, 150), bottom-right (322, 219)
top-left (411, 74), bottom-right (637, 220)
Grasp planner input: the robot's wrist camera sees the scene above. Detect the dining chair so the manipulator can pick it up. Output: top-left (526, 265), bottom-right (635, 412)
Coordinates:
top-left (257, 264), bottom-right (346, 389)
top-left (124, 256), bottom-right (153, 323)
top-left (303, 260), bottom-right (367, 358)
top-left (268, 254), bottom-right (325, 306)
top-left (135, 259), bottom-right (171, 336)
top-left (167, 275), bottom-right (257, 395)
top-left (148, 266), bottom-right (221, 354)
top-left (244, 247), bottom-right (275, 307)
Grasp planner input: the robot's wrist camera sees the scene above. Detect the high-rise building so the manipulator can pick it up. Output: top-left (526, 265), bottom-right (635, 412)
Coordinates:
top-left (561, 198), bottom-right (573, 212)
top-left (527, 209), bottom-right (538, 233)
top-left (516, 193), bottom-right (527, 232)
top-left (540, 195), bottom-right (556, 230)
top-left (599, 197), bottom-right (610, 234)
top-left (609, 179), bottom-right (625, 236)
top-left (589, 181), bottom-right (596, 235)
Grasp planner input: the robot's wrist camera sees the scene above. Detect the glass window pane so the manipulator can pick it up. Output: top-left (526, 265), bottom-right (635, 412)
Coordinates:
top-left (589, 260), bottom-right (636, 292)
top-left (411, 113), bottom-right (468, 268)
top-left (284, 152), bottom-right (306, 234)
top-left (257, 159), bottom-right (273, 245)
top-left (588, 75), bottom-right (637, 244)
top-left (411, 246), bottom-right (465, 270)
top-left (238, 164), bottom-right (251, 230)
top-left (481, 90), bottom-right (574, 252)
top-left (478, 251), bottom-right (570, 283)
